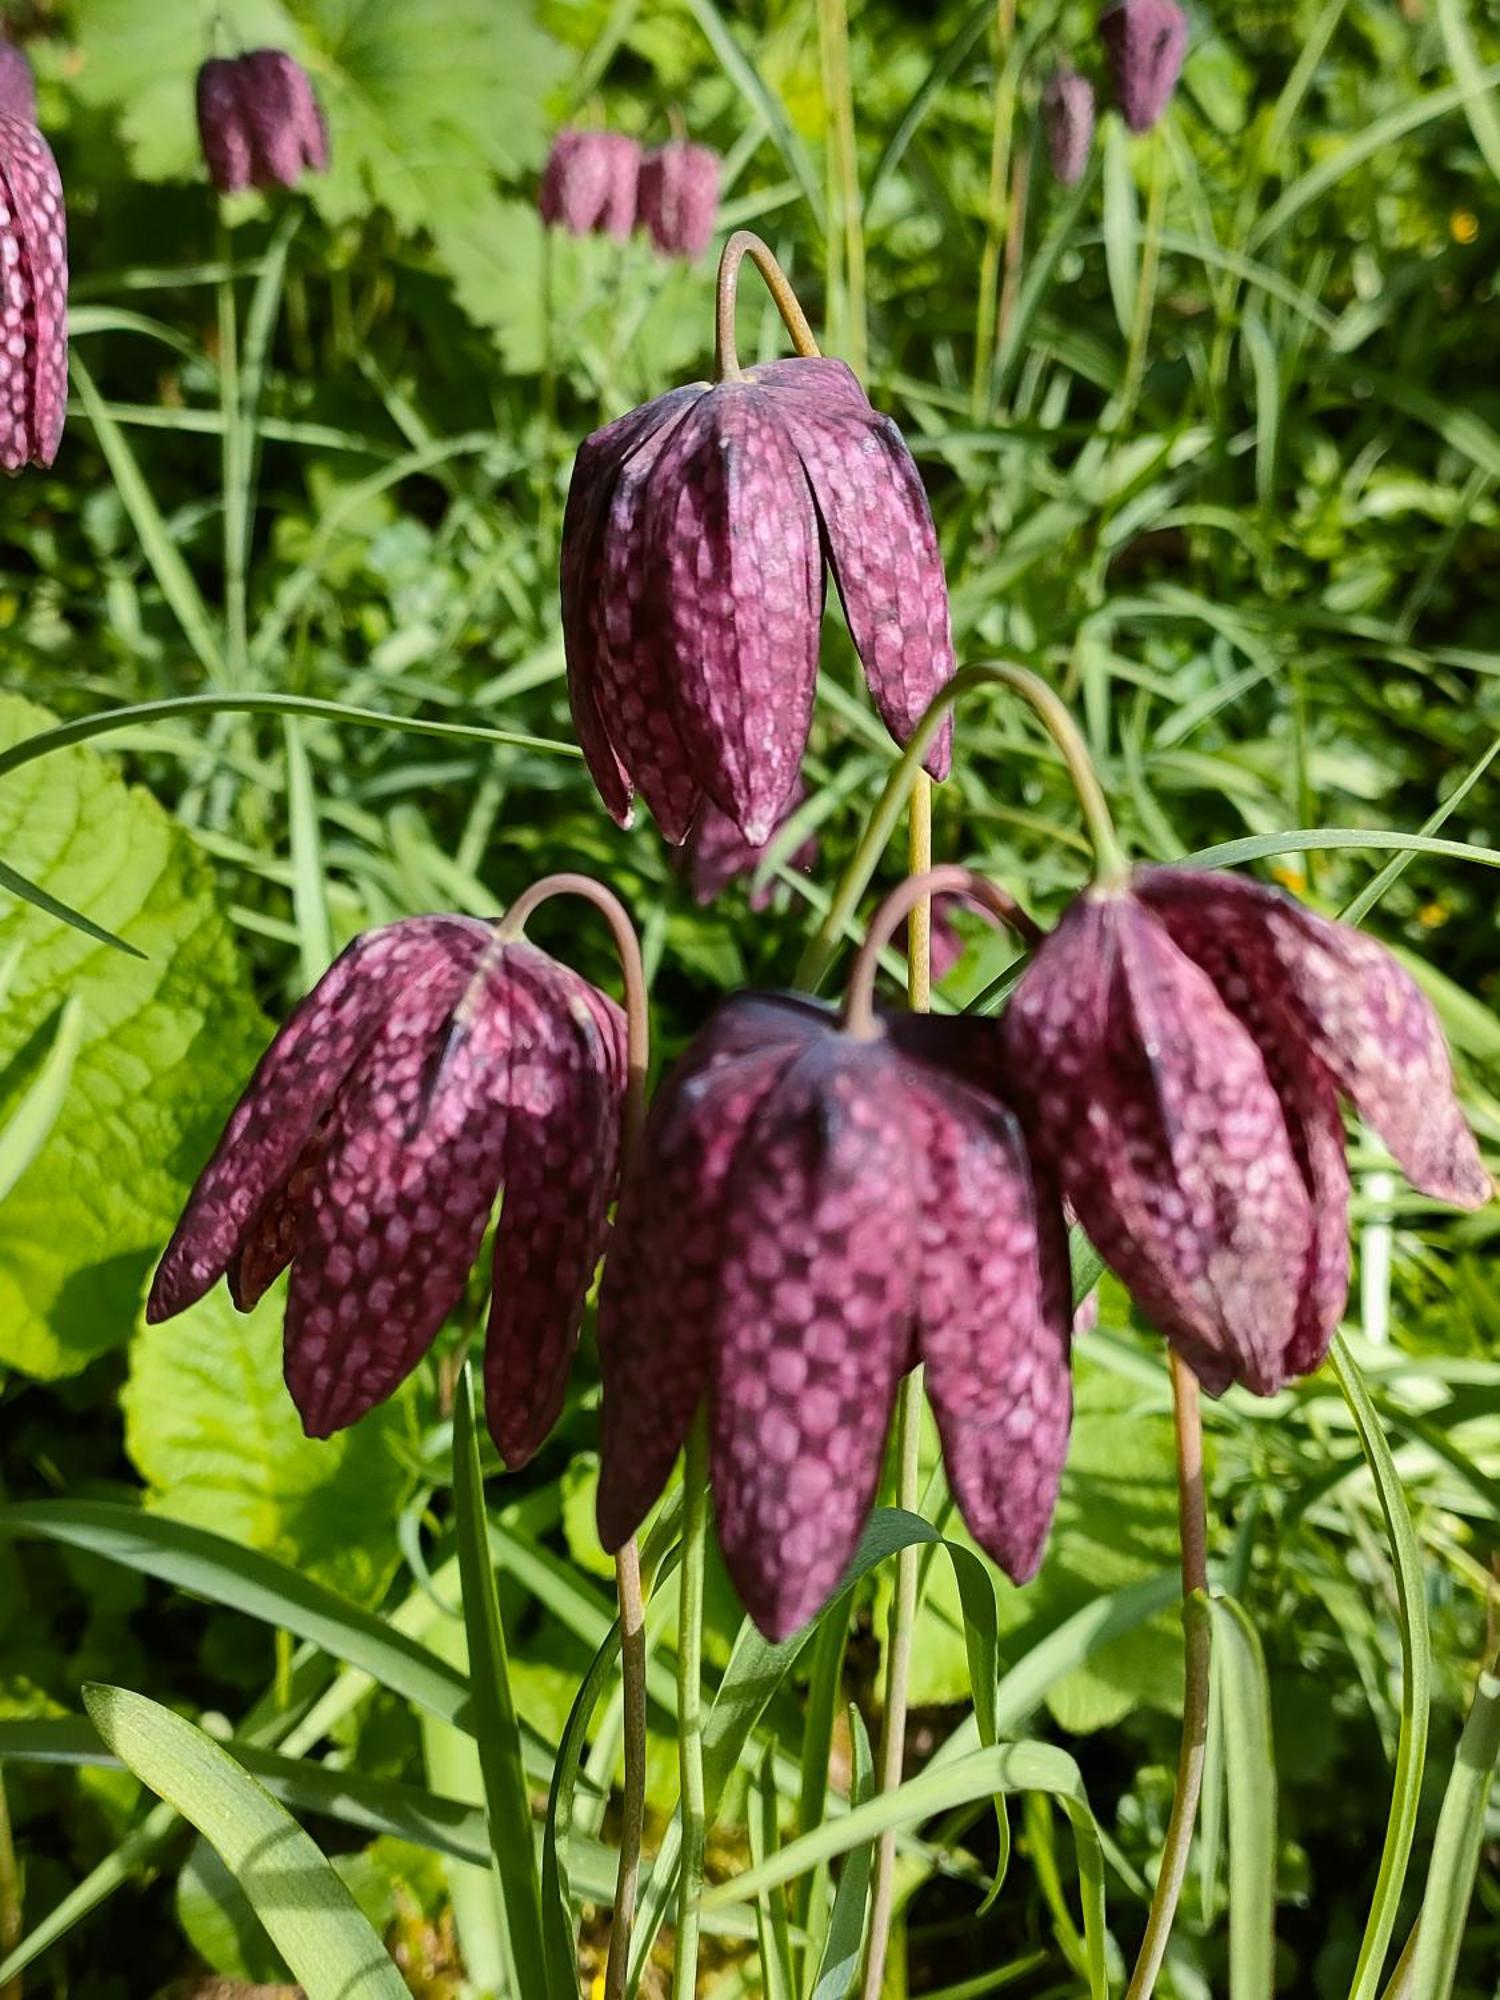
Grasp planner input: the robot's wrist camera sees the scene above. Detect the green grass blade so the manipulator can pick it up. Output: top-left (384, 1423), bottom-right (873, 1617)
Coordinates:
top-left (70, 352), bottom-right (226, 684)
top-left (1186, 828), bottom-right (1500, 874)
top-left (751, 1744), bottom-right (796, 2000)
top-left (1408, 1661), bottom-right (1500, 2000)
top-left (866, 0), bottom-right (993, 205)
top-left (0, 1800), bottom-right (178, 1986)
top-left (680, 0), bottom-right (826, 227)
top-left (0, 997), bottom-right (84, 1202)
top-left (0, 856), bottom-right (144, 959)
top-left (1102, 119), bottom-right (1140, 341)
top-left (451, 1367), bottom-right (551, 1998)
top-left (1436, 0), bottom-right (1500, 183)
top-left (807, 1705), bottom-right (875, 2000)
top-left (82, 1685), bottom-right (407, 1999)
top-left (282, 718), bottom-right (335, 987)
top-left (1329, 1334), bottom-right (1433, 2000)
top-left (1207, 1595), bottom-right (1277, 2000)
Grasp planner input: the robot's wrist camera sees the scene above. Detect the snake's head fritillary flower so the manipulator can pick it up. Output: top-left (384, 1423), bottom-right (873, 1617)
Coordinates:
top-left (0, 39), bottom-right (35, 123)
top-left (1042, 68), bottom-right (1096, 185)
top-left (0, 109), bottom-right (66, 473)
top-left (638, 140), bottom-right (720, 259)
top-left (1002, 872), bottom-right (1488, 1396)
top-left (148, 917), bottom-right (626, 1467)
top-left (562, 357), bottom-right (954, 845)
top-left (196, 51), bottom-right (329, 196)
top-left (539, 129), bottom-right (642, 240)
top-left (1099, 0), bottom-right (1188, 132)
top-left (596, 993), bottom-right (1070, 1639)
top-left (684, 783), bottom-right (818, 910)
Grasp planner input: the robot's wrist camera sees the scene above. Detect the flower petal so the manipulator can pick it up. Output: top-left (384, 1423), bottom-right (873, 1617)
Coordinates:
top-left (710, 1041), bottom-right (918, 1639)
top-left (148, 918), bottom-right (490, 1322)
top-left (0, 116), bottom-right (66, 471)
top-left (195, 60), bottom-right (253, 194)
top-left (646, 384), bottom-right (822, 843)
top-left (906, 1069), bottom-right (1072, 1582)
top-left (1137, 868), bottom-right (1490, 1209)
top-left (285, 942), bottom-right (513, 1437)
top-left (1004, 893), bottom-right (1311, 1394)
top-left (484, 949), bottom-right (625, 1469)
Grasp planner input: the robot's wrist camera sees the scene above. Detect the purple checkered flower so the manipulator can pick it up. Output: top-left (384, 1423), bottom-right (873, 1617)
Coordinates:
top-left (539, 129), bottom-right (642, 240)
top-left (1042, 68), bottom-right (1095, 185)
top-left (148, 917), bottom-right (626, 1468)
top-left (638, 141), bottom-right (720, 258)
top-left (596, 993), bottom-right (1071, 1639)
top-left (0, 40), bottom-right (35, 123)
top-left (1099, 0), bottom-right (1188, 133)
top-left (1003, 870), bottom-right (1489, 1395)
top-left (683, 782), bottom-right (818, 910)
top-left (0, 105), bottom-right (66, 474)
top-left (196, 50), bottom-right (329, 196)
top-left (563, 358), bottom-right (954, 845)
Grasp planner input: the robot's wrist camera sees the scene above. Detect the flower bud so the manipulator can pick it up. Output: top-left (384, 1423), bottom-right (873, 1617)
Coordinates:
top-left (1042, 67), bottom-right (1095, 186)
top-left (1099, 0), bottom-right (1188, 133)
top-left (539, 129), bottom-right (642, 241)
top-left (0, 40), bottom-right (36, 124)
top-left (638, 140), bottom-right (720, 258)
top-left (196, 50), bottom-right (329, 196)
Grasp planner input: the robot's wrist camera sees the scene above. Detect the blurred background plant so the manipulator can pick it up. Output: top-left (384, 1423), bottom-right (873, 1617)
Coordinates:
top-left (1, 0), bottom-right (1499, 1994)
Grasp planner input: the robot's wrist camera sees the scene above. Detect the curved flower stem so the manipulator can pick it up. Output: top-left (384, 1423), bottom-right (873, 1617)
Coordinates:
top-left (493, 871), bottom-right (650, 1998)
top-left (714, 229), bottom-right (822, 381)
top-left (672, 1412), bottom-right (711, 2000)
top-left (1122, 1353), bottom-right (1211, 2000)
top-left (843, 862), bottom-right (1043, 1038)
top-left (794, 659), bottom-right (1126, 993)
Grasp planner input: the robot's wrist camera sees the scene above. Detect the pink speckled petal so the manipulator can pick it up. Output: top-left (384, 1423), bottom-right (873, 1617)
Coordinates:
top-left (484, 949), bottom-right (625, 1468)
top-left (637, 141), bottom-right (720, 258)
top-left (598, 132), bottom-right (642, 239)
top-left (540, 130), bottom-right (639, 236)
top-left (239, 51), bottom-right (314, 190)
top-left (646, 384), bottom-right (822, 844)
top-left (710, 1039), bottom-right (918, 1640)
top-left (1003, 893), bottom-right (1312, 1395)
top-left (684, 782), bottom-right (818, 910)
top-left (1100, 0), bottom-right (1188, 133)
top-left (595, 1007), bottom-right (808, 1551)
top-left (907, 1068), bottom-right (1072, 1582)
top-left (1137, 868), bottom-right (1490, 1210)
top-left (0, 43), bottom-right (36, 124)
top-left (148, 917), bottom-right (490, 1321)
top-left (0, 116), bottom-right (67, 471)
top-left (771, 367), bottom-right (955, 781)
top-left (285, 943), bottom-right (512, 1437)
top-left (196, 59), bottom-right (253, 194)
top-left (1043, 68), bottom-right (1095, 186)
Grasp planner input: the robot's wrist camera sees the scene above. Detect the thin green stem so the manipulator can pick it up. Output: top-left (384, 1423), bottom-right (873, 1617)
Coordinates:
top-left (672, 1415), bottom-right (711, 2000)
top-left (1113, 127), bottom-right (1168, 437)
top-left (604, 1538), bottom-right (648, 2000)
top-left (0, 1770), bottom-right (21, 2000)
top-left (972, 0), bottom-right (1018, 418)
top-left (794, 660), bottom-right (1125, 992)
top-left (842, 863), bottom-right (1041, 1038)
top-left (216, 220), bottom-right (248, 688)
top-left (715, 230), bottom-right (821, 380)
top-left (818, 0), bottom-right (866, 376)
top-left (1122, 1355), bottom-right (1211, 2000)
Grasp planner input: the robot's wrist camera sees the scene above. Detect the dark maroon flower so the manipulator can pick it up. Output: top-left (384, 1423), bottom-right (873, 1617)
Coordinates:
top-left (148, 917), bottom-right (625, 1466)
top-left (684, 783), bottom-right (819, 910)
top-left (562, 359), bottom-right (954, 845)
top-left (539, 129), bottom-right (641, 241)
top-left (1003, 870), bottom-right (1489, 1396)
top-left (0, 40), bottom-right (35, 123)
top-left (0, 111), bottom-right (66, 474)
top-left (1042, 68), bottom-right (1095, 185)
top-left (638, 141), bottom-right (720, 258)
top-left (196, 50), bottom-right (329, 196)
top-left (596, 993), bottom-right (1071, 1639)
top-left (1099, 0), bottom-right (1188, 132)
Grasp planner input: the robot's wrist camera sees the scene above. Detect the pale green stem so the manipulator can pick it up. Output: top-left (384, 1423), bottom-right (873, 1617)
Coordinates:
top-left (216, 219), bottom-right (248, 688)
top-left (818, 0), bottom-right (866, 377)
top-left (971, 0), bottom-right (1018, 418)
top-left (794, 660), bottom-right (1126, 993)
top-left (1114, 126), bottom-right (1168, 437)
top-left (672, 1415), bottom-right (711, 2000)
top-left (715, 230), bottom-right (821, 381)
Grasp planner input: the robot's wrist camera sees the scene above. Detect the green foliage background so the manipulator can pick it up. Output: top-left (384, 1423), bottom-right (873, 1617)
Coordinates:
top-left (2, 0), bottom-right (1499, 1994)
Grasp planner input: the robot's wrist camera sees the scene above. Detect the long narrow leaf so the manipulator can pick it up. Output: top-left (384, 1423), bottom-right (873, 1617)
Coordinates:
top-left (807, 1705), bottom-right (875, 2000)
top-left (1408, 1660), bottom-right (1500, 2000)
top-left (1208, 1596), bottom-right (1277, 2000)
top-left (0, 997), bottom-right (84, 1200)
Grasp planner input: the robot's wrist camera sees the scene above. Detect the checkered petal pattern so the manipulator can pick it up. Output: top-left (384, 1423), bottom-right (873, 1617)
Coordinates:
top-left (0, 42), bottom-right (36, 123)
top-left (195, 51), bottom-right (328, 196)
top-left (539, 129), bottom-right (642, 239)
top-left (0, 113), bottom-right (66, 472)
top-left (1100, 0), bottom-right (1188, 133)
top-left (638, 141), bottom-right (720, 258)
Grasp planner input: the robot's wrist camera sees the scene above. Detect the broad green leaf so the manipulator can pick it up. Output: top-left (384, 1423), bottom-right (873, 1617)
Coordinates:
top-left (122, 1283), bottom-right (416, 1602)
top-left (1409, 1662), bottom-right (1500, 2000)
top-left (0, 693), bottom-right (266, 1377)
top-left (83, 1684), bottom-right (408, 1999)
top-left (1330, 1335), bottom-right (1432, 2000)
top-left (451, 1367), bottom-right (551, 1997)
top-left (1208, 1596), bottom-right (1276, 2000)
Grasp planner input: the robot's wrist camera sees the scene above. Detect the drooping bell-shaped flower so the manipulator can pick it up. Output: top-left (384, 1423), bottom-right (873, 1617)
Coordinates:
top-left (148, 916), bottom-right (626, 1466)
top-left (596, 989), bottom-right (1071, 1640)
top-left (563, 310), bottom-right (954, 845)
top-left (1002, 869), bottom-right (1489, 1396)
top-left (638, 140), bottom-right (720, 259)
top-left (1042, 68), bottom-right (1096, 185)
top-left (0, 91), bottom-right (66, 474)
top-left (539, 129), bottom-right (642, 241)
top-left (683, 782), bottom-right (818, 910)
top-left (196, 50), bottom-right (329, 196)
top-left (0, 39), bottom-right (36, 122)
top-left (1099, 0), bottom-right (1188, 133)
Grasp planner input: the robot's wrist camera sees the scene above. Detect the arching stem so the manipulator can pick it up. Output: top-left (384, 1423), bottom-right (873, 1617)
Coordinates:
top-left (495, 871), bottom-right (649, 2000)
top-left (714, 229), bottom-right (821, 381)
top-left (1122, 1354), bottom-right (1211, 2000)
top-left (843, 862), bottom-right (1042, 1039)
